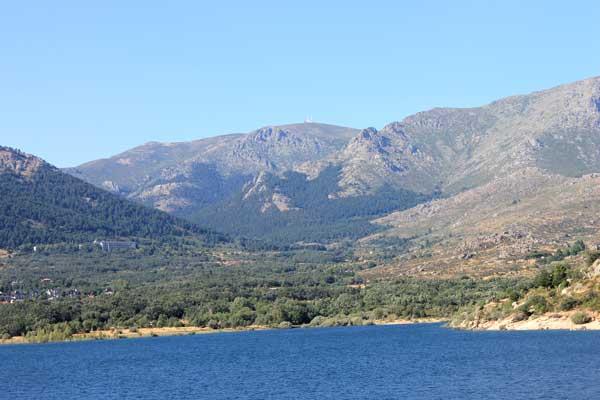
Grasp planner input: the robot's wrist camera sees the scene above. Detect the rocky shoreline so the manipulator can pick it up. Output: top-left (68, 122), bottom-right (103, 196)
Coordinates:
top-left (453, 310), bottom-right (600, 331)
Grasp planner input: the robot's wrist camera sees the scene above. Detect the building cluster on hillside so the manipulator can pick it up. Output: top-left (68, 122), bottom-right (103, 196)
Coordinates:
top-left (93, 240), bottom-right (137, 252)
top-left (0, 291), bottom-right (27, 303)
top-left (32, 240), bottom-right (138, 254)
top-left (0, 288), bottom-right (85, 303)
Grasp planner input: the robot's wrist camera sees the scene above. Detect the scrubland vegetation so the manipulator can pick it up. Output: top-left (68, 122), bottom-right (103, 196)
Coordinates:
top-left (0, 246), bottom-right (516, 343)
top-left (451, 241), bottom-right (600, 329)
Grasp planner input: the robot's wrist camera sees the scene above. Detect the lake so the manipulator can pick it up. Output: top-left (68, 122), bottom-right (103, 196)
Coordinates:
top-left (3, 323), bottom-right (600, 399)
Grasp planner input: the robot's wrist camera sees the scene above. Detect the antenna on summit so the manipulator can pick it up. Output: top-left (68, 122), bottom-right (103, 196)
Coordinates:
top-left (304, 115), bottom-right (313, 123)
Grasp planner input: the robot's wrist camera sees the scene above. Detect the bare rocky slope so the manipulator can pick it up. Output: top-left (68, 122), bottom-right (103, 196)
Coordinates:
top-left (67, 77), bottom-right (600, 252)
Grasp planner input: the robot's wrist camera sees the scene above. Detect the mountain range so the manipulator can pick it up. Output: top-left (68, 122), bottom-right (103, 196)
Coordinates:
top-left (63, 77), bottom-right (600, 252)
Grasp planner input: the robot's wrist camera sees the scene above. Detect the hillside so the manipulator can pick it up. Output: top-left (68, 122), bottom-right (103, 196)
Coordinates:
top-left (0, 147), bottom-right (224, 249)
top-left (359, 168), bottom-right (600, 279)
top-left (67, 123), bottom-right (433, 244)
top-left (450, 242), bottom-right (600, 331)
top-left (192, 166), bottom-right (429, 243)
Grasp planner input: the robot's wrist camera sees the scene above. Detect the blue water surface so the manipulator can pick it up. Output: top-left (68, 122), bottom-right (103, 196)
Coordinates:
top-left (2, 323), bottom-right (600, 399)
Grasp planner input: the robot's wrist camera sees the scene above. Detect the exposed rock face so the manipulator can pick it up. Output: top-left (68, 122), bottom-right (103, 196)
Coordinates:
top-left (0, 147), bottom-right (46, 177)
top-left (102, 180), bottom-right (120, 193)
top-left (242, 172), bottom-right (299, 213)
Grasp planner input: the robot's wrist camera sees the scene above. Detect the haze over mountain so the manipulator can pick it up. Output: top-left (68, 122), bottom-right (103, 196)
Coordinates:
top-left (67, 77), bottom-right (600, 248)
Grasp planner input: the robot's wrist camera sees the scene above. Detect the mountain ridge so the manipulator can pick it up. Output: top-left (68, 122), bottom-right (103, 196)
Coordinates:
top-left (66, 76), bottom-right (600, 246)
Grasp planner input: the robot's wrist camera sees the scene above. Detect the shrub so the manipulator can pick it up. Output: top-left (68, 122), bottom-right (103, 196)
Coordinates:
top-left (570, 240), bottom-right (586, 256)
top-left (506, 289), bottom-right (520, 303)
top-left (571, 312), bottom-right (592, 325)
top-left (372, 308), bottom-right (386, 320)
top-left (533, 270), bottom-right (553, 288)
top-left (533, 263), bottom-right (570, 289)
top-left (550, 263), bottom-right (569, 288)
top-left (559, 297), bottom-right (579, 311)
top-left (585, 250), bottom-right (600, 267)
top-left (527, 250), bottom-right (551, 260)
top-left (519, 295), bottom-right (548, 314)
top-left (580, 290), bottom-right (600, 311)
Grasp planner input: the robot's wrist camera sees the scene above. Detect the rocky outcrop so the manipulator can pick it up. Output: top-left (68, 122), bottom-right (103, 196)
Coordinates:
top-left (242, 172), bottom-right (299, 213)
top-left (0, 147), bottom-right (46, 177)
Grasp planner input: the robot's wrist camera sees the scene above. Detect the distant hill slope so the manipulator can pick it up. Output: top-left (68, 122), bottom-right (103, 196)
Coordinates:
top-left (191, 166), bottom-right (429, 243)
top-left (0, 147), bottom-right (224, 249)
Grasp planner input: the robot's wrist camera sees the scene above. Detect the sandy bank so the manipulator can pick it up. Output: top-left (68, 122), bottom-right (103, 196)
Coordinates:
top-left (372, 318), bottom-right (445, 326)
top-left (0, 318), bottom-right (445, 345)
top-left (472, 311), bottom-right (600, 331)
top-left (0, 325), bottom-right (269, 345)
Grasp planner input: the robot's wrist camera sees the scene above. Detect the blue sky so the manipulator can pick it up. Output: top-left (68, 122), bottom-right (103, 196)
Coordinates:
top-left (1, 1), bottom-right (600, 167)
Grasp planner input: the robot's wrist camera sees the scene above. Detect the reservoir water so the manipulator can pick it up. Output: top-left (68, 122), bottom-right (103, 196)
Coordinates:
top-left (3, 323), bottom-right (600, 399)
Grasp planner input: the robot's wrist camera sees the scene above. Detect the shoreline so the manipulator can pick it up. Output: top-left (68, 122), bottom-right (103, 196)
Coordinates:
top-left (0, 318), bottom-right (445, 346)
top-left (8, 313), bottom-right (600, 346)
top-left (456, 310), bottom-right (600, 331)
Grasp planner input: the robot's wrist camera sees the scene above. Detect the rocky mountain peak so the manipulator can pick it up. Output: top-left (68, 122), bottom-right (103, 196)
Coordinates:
top-left (228, 124), bottom-right (357, 173)
top-left (346, 127), bottom-right (392, 154)
top-left (359, 127), bottom-right (378, 140)
top-left (234, 126), bottom-right (318, 163)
